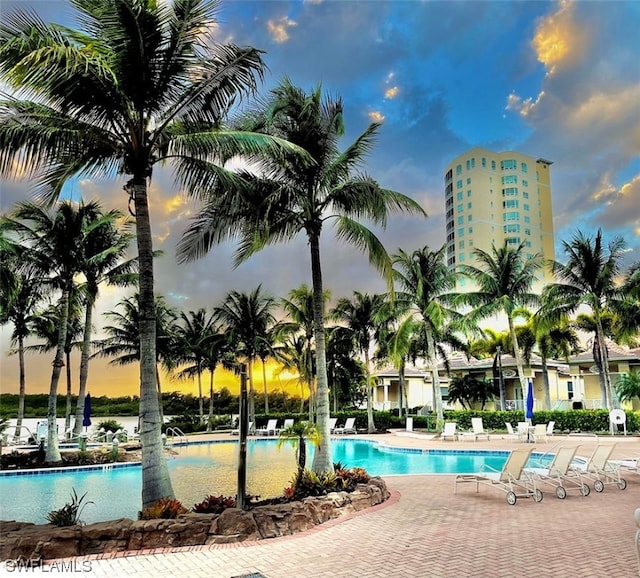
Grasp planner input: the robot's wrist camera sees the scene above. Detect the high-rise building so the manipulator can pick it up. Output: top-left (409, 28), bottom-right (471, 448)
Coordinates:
top-left (444, 146), bottom-right (555, 289)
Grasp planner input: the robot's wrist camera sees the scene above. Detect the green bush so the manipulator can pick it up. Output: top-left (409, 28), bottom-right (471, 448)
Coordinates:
top-left (192, 495), bottom-right (236, 514)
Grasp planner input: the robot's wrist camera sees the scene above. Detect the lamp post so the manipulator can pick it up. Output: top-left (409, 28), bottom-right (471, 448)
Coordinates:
top-left (237, 363), bottom-right (248, 510)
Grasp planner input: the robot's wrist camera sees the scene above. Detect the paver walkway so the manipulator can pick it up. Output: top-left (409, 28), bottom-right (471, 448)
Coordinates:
top-left (4, 433), bottom-right (640, 578)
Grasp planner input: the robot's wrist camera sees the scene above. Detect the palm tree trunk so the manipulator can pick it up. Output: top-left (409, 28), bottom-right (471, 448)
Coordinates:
top-left (156, 366), bottom-right (164, 423)
top-left (248, 361), bottom-right (256, 424)
top-left (364, 350), bottom-right (375, 433)
top-left (65, 349), bottom-right (72, 437)
top-left (262, 358), bottom-right (269, 414)
top-left (207, 368), bottom-right (215, 432)
top-left (541, 355), bottom-right (551, 409)
top-left (398, 363), bottom-right (405, 419)
top-left (507, 316), bottom-right (528, 403)
top-left (197, 368), bottom-right (204, 423)
top-left (131, 180), bottom-right (174, 508)
top-left (45, 288), bottom-right (69, 463)
top-left (74, 296), bottom-right (94, 437)
top-left (14, 336), bottom-right (26, 443)
top-left (426, 328), bottom-right (444, 423)
top-left (594, 314), bottom-right (614, 409)
top-left (308, 232), bottom-right (332, 474)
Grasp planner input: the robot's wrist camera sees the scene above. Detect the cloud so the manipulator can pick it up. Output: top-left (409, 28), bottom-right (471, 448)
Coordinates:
top-left (267, 16), bottom-right (297, 44)
top-left (384, 86), bottom-right (399, 99)
top-left (593, 174), bottom-right (640, 232)
top-left (368, 110), bottom-right (385, 123)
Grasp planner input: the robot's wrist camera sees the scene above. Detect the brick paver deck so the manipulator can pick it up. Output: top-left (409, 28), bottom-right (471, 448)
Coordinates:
top-left (5, 433), bottom-right (640, 578)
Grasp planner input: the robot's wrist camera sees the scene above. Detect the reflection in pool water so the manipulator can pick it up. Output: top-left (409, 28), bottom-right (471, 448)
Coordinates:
top-left (0, 439), bottom-right (523, 525)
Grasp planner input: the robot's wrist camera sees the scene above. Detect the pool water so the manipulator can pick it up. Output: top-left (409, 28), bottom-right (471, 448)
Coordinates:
top-left (0, 439), bottom-right (540, 525)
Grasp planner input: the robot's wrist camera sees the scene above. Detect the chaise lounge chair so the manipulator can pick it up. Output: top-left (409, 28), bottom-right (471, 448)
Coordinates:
top-left (570, 443), bottom-right (627, 492)
top-left (329, 417), bottom-right (338, 433)
top-left (524, 445), bottom-right (590, 499)
top-left (334, 417), bottom-right (356, 435)
top-left (454, 446), bottom-right (543, 505)
top-left (441, 422), bottom-right (458, 441)
top-left (471, 417), bottom-right (491, 441)
top-left (257, 419), bottom-right (280, 436)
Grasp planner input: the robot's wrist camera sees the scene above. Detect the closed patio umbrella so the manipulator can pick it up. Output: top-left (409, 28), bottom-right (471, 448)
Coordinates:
top-left (525, 380), bottom-right (534, 423)
top-left (82, 393), bottom-right (92, 430)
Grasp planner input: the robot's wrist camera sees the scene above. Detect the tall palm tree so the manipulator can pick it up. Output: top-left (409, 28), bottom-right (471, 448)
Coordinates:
top-left (3, 200), bottom-right (109, 461)
top-left (73, 209), bottom-right (136, 437)
top-left (174, 309), bottom-right (216, 423)
top-left (213, 286), bottom-right (277, 423)
top-left (277, 421), bottom-right (321, 476)
top-left (0, 243), bottom-right (45, 441)
top-left (0, 0), bottom-right (290, 506)
top-left (201, 323), bottom-right (231, 431)
top-left (332, 292), bottom-right (387, 433)
top-left (611, 261), bottom-right (640, 347)
top-left (392, 245), bottom-right (462, 424)
top-left (457, 241), bottom-right (543, 405)
top-left (177, 79), bottom-right (426, 472)
top-left (543, 229), bottom-right (626, 409)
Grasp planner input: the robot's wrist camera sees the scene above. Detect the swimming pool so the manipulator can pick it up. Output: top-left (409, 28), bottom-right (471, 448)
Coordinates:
top-left (0, 439), bottom-right (543, 525)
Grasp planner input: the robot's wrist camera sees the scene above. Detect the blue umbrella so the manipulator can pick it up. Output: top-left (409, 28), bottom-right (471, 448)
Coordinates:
top-left (525, 379), bottom-right (534, 422)
top-left (82, 393), bottom-right (92, 428)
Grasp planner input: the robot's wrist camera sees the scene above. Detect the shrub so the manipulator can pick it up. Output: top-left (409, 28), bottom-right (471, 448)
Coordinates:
top-left (46, 489), bottom-right (93, 527)
top-left (334, 466), bottom-right (370, 492)
top-left (192, 495), bottom-right (236, 514)
top-left (96, 419), bottom-right (123, 433)
top-left (139, 498), bottom-right (187, 520)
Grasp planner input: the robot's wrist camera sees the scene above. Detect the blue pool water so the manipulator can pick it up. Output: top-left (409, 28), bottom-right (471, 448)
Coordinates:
top-left (0, 439), bottom-right (540, 525)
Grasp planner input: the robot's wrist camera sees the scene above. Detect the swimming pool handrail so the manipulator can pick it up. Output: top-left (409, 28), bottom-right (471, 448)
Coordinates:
top-left (165, 427), bottom-right (187, 446)
top-left (7, 424), bottom-right (34, 444)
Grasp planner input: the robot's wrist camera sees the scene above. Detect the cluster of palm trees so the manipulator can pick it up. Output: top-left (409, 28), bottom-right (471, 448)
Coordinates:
top-left (0, 1), bottom-right (638, 511)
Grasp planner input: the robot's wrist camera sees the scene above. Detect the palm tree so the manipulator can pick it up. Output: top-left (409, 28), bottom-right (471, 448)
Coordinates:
top-left (0, 0), bottom-right (290, 506)
top-left (458, 241), bottom-right (543, 406)
top-left (332, 292), bottom-right (387, 433)
top-left (174, 309), bottom-right (216, 423)
top-left (611, 262), bottom-right (640, 347)
top-left (543, 229), bottom-right (626, 409)
top-left (177, 79), bottom-right (426, 472)
top-left (94, 294), bottom-right (180, 422)
top-left (73, 209), bottom-right (136, 437)
top-left (3, 200), bottom-right (104, 462)
top-left (214, 286), bottom-right (277, 423)
top-left (201, 323), bottom-right (231, 431)
top-left (375, 314), bottom-right (420, 419)
top-left (0, 243), bottom-right (45, 441)
top-left (276, 421), bottom-right (321, 474)
top-left (392, 245), bottom-right (462, 424)
top-left (615, 371), bottom-right (640, 409)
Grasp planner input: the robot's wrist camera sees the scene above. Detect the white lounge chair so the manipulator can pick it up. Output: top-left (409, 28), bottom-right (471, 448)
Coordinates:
top-left (471, 417), bottom-right (490, 441)
top-left (610, 456), bottom-right (639, 477)
top-left (571, 443), bottom-right (627, 492)
top-left (231, 421), bottom-right (254, 436)
top-left (454, 446), bottom-right (543, 505)
top-left (334, 417), bottom-right (356, 435)
top-left (531, 423), bottom-right (548, 443)
top-left (546, 420), bottom-right (555, 438)
top-left (257, 419), bottom-right (279, 436)
top-left (525, 445), bottom-right (590, 499)
top-left (516, 422), bottom-right (530, 443)
top-left (282, 419), bottom-right (295, 430)
top-left (505, 422), bottom-right (519, 441)
top-left (441, 422), bottom-right (458, 441)
top-left (329, 417), bottom-right (338, 433)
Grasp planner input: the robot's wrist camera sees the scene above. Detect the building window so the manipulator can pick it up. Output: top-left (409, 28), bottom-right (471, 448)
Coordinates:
top-left (468, 226), bottom-right (473, 234)
top-left (457, 179), bottom-right (463, 189)
top-left (458, 227), bottom-right (465, 237)
top-left (521, 162), bottom-right (528, 173)
top-left (522, 179), bottom-right (528, 187)
top-left (491, 160), bottom-right (496, 170)
top-left (467, 190), bottom-right (472, 197)
top-left (467, 202), bottom-right (472, 209)
top-left (466, 160), bottom-right (470, 170)
top-left (482, 157), bottom-right (486, 167)
top-left (468, 239), bottom-right (473, 247)
top-left (459, 240), bottom-right (465, 249)
top-left (504, 211), bottom-right (520, 221)
top-left (501, 159), bottom-right (517, 170)
top-left (523, 203), bottom-right (530, 211)
top-left (459, 253), bottom-right (465, 262)
top-left (457, 191), bottom-right (463, 200)
top-left (506, 237), bottom-right (521, 245)
top-left (457, 216), bottom-right (463, 224)
top-left (524, 228), bottom-right (531, 236)
top-left (504, 224), bottom-right (521, 233)
top-left (456, 164), bottom-right (462, 175)
top-left (502, 175), bottom-right (518, 184)
top-left (524, 216), bottom-right (531, 223)
top-left (457, 204), bottom-right (463, 213)
top-left (503, 199), bottom-right (519, 209)
top-left (468, 214), bottom-right (472, 222)
top-left (466, 177), bottom-right (471, 185)
top-left (502, 187), bottom-right (518, 196)
top-left (470, 158), bottom-right (475, 168)
top-left (523, 191), bottom-right (529, 198)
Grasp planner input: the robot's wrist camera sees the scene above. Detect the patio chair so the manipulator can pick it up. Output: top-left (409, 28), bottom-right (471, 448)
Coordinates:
top-left (546, 420), bottom-right (555, 437)
top-left (517, 422), bottom-right (530, 443)
top-left (334, 417), bottom-right (357, 435)
top-left (471, 417), bottom-right (490, 441)
top-left (454, 446), bottom-right (543, 505)
top-left (524, 445), bottom-right (590, 499)
top-left (531, 423), bottom-right (548, 443)
top-left (282, 419), bottom-right (295, 430)
top-left (231, 421), bottom-right (254, 436)
top-left (571, 443), bottom-right (627, 492)
top-left (505, 422), bottom-right (519, 442)
top-left (609, 455), bottom-right (639, 477)
top-left (441, 422), bottom-right (458, 441)
top-left (256, 419), bottom-right (280, 436)
top-left (329, 417), bottom-right (338, 433)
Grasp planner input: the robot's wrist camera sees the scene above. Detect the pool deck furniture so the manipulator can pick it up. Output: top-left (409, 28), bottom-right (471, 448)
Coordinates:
top-left (334, 417), bottom-right (356, 435)
top-left (329, 417), bottom-right (338, 433)
top-left (524, 445), bottom-right (591, 499)
top-left (471, 417), bottom-right (490, 441)
top-left (571, 442), bottom-right (627, 492)
top-left (256, 419), bottom-right (280, 436)
top-left (441, 422), bottom-right (458, 441)
top-left (454, 446), bottom-right (543, 505)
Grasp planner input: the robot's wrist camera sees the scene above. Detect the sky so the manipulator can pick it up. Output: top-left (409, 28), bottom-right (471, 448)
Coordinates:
top-left (1, 0), bottom-right (639, 399)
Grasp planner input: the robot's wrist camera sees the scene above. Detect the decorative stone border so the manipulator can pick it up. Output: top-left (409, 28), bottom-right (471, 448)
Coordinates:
top-left (0, 477), bottom-right (390, 561)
